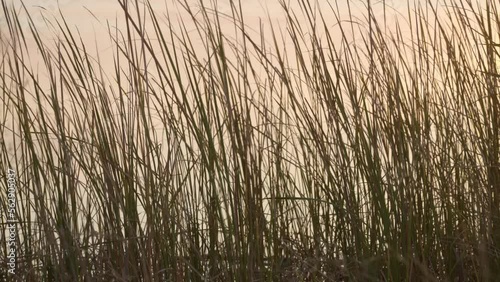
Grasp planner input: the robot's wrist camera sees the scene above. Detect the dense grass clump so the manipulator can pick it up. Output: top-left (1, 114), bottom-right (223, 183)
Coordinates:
top-left (1, 0), bottom-right (500, 280)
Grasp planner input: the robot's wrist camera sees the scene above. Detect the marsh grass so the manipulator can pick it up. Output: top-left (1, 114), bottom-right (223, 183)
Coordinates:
top-left (1, 0), bottom-right (500, 280)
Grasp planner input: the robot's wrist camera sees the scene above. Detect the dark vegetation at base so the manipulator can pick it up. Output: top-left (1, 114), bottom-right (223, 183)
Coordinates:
top-left (1, 0), bottom-right (500, 280)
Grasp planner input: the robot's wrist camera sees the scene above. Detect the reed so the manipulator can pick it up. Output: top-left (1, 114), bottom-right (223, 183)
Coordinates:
top-left (1, 0), bottom-right (499, 280)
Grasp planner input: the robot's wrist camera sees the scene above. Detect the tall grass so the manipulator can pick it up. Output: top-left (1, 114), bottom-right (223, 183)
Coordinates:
top-left (1, 0), bottom-right (500, 280)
